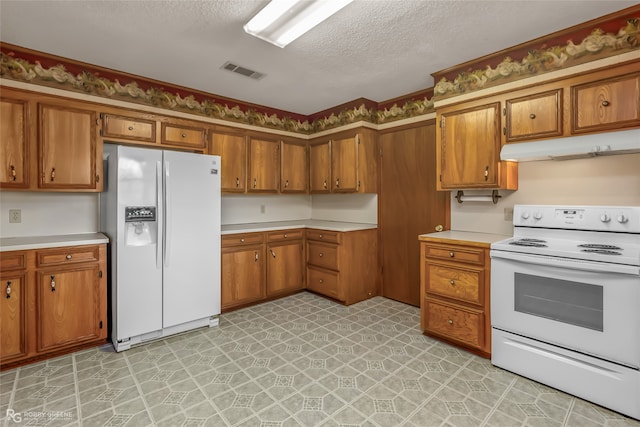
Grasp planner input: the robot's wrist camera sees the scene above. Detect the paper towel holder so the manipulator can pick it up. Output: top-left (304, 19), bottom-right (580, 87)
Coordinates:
top-left (455, 190), bottom-right (501, 204)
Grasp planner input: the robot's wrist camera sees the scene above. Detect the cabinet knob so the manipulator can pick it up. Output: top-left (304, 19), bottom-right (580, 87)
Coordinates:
top-left (529, 113), bottom-right (536, 119)
top-left (66, 254), bottom-right (72, 260)
top-left (283, 234), bottom-right (287, 238)
top-left (319, 234), bottom-right (323, 239)
top-left (50, 275), bottom-right (56, 292)
top-left (128, 126), bottom-right (134, 131)
top-left (181, 133), bottom-right (187, 138)
top-left (5, 281), bottom-right (11, 299)
top-left (602, 100), bottom-right (610, 107)
top-left (319, 253), bottom-right (324, 257)
top-left (435, 225), bottom-right (443, 232)
top-left (449, 252), bottom-right (455, 257)
top-left (240, 238), bottom-right (245, 243)
top-left (10, 165), bottom-right (16, 181)
top-left (448, 319), bottom-right (453, 325)
top-left (449, 279), bottom-right (455, 285)
top-left (50, 168), bottom-right (56, 182)
top-left (319, 279), bottom-right (324, 284)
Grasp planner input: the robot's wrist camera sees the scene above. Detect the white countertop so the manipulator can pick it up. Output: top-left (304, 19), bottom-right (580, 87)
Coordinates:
top-left (419, 230), bottom-right (510, 246)
top-left (0, 233), bottom-right (110, 252)
top-left (222, 220), bottom-right (377, 234)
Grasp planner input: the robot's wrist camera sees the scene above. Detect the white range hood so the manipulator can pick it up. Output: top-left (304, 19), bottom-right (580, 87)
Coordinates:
top-left (500, 128), bottom-right (640, 162)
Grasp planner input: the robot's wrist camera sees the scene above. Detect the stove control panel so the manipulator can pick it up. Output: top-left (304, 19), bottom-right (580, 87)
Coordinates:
top-left (513, 205), bottom-right (640, 232)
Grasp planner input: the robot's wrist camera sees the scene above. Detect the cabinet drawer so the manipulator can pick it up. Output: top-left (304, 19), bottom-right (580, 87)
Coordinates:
top-left (222, 233), bottom-right (264, 247)
top-left (162, 123), bottom-right (207, 148)
top-left (427, 264), bottom-right (482, 305)
top-left (101, 114), bottom-right (156, 142)
top-left (36, 245), bottom-right (100, 267)
top-left (0, 252), bottom-right (27, 271)
top-left (267, 229), bottom-right (303, 242)
top-left (424, 299), bottom-right (483, 348)
top-left (425, 245), bottom-right (484, 265)
top-left (307, 242), bottom-right (338, 270)
top-left (307, 266), bottom-right (340, 300)
top-left (305, 229), bottom-right (340, 243)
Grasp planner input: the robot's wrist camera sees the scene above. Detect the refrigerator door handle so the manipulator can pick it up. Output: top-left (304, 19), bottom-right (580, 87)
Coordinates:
top-left (156, 161), bottom-right (162, 269)
top-left (164, 160), bottom-right (171, 268)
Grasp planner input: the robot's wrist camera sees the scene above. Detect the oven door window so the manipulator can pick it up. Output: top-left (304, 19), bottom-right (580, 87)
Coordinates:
top-left (514, 273), bottom-right (603, 331)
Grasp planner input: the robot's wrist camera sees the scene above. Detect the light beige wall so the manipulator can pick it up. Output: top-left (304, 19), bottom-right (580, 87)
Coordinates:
top-left (450, 153), bottom-right (640, 236)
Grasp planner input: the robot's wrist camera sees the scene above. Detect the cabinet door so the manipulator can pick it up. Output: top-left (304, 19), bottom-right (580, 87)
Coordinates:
top-left (36, 266), bottom-right (104, 352)
top-left (221, 246), bottom-right (265, 308)
top-left (309, 141), bottom-right (331, 193)
top-left (0, 97), bottom-right (29, 188)
top-left (161, 123), bottom-right (207, 149)
top-left (572, 74), bottom-right (640, 133)
top-left (248, 137), bottom-right (279, 192)
top-left (39, 103), bottom-right (99, 190)
top-left (439, 103), bottom-right (501, 189)
top-left (331, 135), bottom-right (359, 192)
top-left (280, 141), bottom-right (307, 193)
top-left (505, 89), bottom-right (563, 142)
top-left (267, 241), bottom-right (304, 296)
top-left (0, 273), bottom-right (28, 362)
top-left (211, 131), bottom-right (246, 192)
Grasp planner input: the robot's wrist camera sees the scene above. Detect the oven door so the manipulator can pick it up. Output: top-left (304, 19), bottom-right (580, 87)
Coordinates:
top-left (490, 250), bottom-right (640, 368)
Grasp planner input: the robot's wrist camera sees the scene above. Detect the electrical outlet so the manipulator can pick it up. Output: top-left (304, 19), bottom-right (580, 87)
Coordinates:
top-left (504, 207), bottom-right (513, 222)
top-left (9, 209), bottom-right (21, 223)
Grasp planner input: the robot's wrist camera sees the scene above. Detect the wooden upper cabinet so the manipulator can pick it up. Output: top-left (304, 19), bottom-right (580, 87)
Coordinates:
top-left (248, 136), bottom-right (280, 192)
top-left (331, 135), bottom-right (359, 192)
top-left (211, 130), bottom-right (247, 193)
top-left (505, 89), bottom-right (563, 142)
top-left (0, 97), bottom-right (29, 188)
top-left (101, 113), bottom-right (156, 143)
top-left (161, 123), bottom-right (207, 149)
top-left (572, 73), bottom-right (640, 134)
top-left (437, 102), bottom-right (516, 190)
top-left (39, 103), bottom-right (100, 190)
top-left (309, 141), bottom-right (331, 193)
top-left (280, 141), bottom-right (307, 193)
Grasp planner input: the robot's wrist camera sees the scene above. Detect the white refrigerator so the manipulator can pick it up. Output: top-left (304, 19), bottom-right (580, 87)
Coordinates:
top-left (100, 143), bottom-right (221, 352)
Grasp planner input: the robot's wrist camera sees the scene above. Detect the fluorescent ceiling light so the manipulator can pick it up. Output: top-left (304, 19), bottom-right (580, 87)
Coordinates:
top-left (244, 0), bottom-right (354, 48)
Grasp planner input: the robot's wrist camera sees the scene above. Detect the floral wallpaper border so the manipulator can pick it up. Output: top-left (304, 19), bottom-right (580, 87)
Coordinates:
top-left (0, 9), bottom-right (638, 135)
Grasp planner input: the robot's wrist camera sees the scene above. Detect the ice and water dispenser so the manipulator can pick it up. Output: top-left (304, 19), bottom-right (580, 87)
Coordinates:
top-left (124, 206), bottom-right (157, 246)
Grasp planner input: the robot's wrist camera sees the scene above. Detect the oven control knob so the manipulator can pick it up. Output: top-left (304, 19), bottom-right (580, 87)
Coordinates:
top-left (521, 211), bottom-right (530, 220)
top-left (533, 212), bottom-right (543, 220)
top-left (600, 214), bottom-right (611, 223)
top-left (617, 214), bottom-right (629, 224)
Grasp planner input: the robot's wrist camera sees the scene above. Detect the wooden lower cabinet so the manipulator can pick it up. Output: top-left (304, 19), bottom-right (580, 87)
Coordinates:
top-left (0, 244), bottom-right (107, 370)
top-left (306, 228), bottom-right (377, 305)
top-left (267, 231), bottom-right (304, 296)
top-left (420, 239), bottom-right (491, 358)
top-left (221, 243), bottom-right (265, 309)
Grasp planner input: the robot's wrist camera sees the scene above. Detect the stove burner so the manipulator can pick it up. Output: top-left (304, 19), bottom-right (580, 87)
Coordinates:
top-left (578, 244), bottom-right (623, 250)
top-left (518, 238), bottom-right (547, 243)
top-left (581, 249), bottom-right (622, 255)
top-left (509, 240), bottom-right (548, 247)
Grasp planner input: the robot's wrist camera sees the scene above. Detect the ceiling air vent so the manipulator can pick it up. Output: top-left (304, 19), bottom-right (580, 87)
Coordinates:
top-left (221, 62), bottom-right (265, 80)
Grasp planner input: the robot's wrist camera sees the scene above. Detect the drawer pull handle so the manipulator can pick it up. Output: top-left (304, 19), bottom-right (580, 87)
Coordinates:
top-left (484, 165), bottom-right (489, 181)
top-left (240, 238), bottom-right (245, 243)
top-left (285, 180), bottom-right (289, 188)
top-left (319, 234), bottom-right (323, 239)
top-left (602, 100), bottom-right (610, 107)
top-left (128, 126), bottom-right (134, 131)
top-left (448, 319), bottom-right (453, 325)
top-left (284, 234), bottom-right (287, 238)
top-left (449, 279), bottom-right (455, 285)
top-left (449, 252), bottom-right (455, 257)
top-left (10, 165), bottom-right (16, 181)
top-left (254, 252), bottom-right (259, 261)
top-left (236, 177), bottom-right (240, 188)
top-left (50, 275), bottom-right (56, 292)
top-left (529, 113), bottom-right (536, 119)
top-left (323, 180), bottom-right (327, 189)
top-left (319, 253), bottom-right (324, 257)
top-left (270, 249), bottom-right (276, 258)
top-left (319, 279), bottom-right (323, 284)
top-left (6, 281), bottom-right (11, 299)
top-left (66, 254), bottom-right (72, 260)
top-left (253, 178), bottom-right (257, 188)
top-left (50, 168), bottom-right (56, 182)
top-left (335, 178), bottom-right (340, 188)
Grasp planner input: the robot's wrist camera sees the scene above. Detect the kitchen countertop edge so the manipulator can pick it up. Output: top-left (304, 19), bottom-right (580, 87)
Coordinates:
top-left (222, 220), bottom-right (377, 234)
top-left (1, 233), bottom-right (110, 252)
top-left (419, 230), bottom-right (510, 247)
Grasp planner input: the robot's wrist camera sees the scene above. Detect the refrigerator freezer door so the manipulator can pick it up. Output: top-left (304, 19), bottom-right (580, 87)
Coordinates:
top-left (162, 151), bottom-right (221, 327)
top-left (114, 146), bottom-right (164, 340)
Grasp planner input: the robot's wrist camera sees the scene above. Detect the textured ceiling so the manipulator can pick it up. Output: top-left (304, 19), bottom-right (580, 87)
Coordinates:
top-left (0, 0), bottom-right (637, 115)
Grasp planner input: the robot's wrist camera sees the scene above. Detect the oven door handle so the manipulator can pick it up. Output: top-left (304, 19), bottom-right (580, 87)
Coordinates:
top-left (490, 250), bottom-right (640, 276)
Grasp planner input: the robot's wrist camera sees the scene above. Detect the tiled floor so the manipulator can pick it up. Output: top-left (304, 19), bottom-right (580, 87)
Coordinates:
top-left (1, 292), bottom-right (639, 427)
